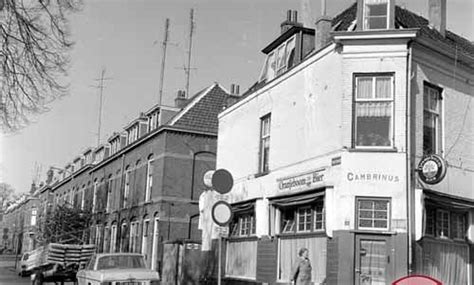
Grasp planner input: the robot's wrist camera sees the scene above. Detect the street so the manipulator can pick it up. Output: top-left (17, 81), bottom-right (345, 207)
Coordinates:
top-left (0, 266), bottom-right (30, 285)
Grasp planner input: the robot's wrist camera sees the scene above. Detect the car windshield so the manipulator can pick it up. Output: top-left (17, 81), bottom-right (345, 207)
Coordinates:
top-left (96, 255), bottom-right (146, 270)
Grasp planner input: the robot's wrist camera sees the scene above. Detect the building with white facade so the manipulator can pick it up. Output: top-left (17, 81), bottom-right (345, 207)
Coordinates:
top-left (214, 0), bottom-right (473, 284)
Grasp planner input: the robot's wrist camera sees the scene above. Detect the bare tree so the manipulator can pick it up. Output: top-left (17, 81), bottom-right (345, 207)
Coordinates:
top-left (0, 182), bottom-right (15, 206)
top-left (0, 0), bottom-right (82, 132)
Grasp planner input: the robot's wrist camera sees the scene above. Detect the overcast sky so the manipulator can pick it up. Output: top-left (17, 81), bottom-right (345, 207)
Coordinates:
top-left (1, 0), bottom-right (473, 194)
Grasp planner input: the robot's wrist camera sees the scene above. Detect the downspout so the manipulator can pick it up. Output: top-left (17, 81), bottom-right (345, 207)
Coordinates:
top-left (405, 40), bottom-right (413, 274)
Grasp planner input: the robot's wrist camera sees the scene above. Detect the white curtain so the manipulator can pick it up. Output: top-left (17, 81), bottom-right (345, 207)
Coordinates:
top-left (375, 77), bottom-right (391, 98)
top-left (357, 78), bottom-right (373, 99)
top-left (278, 236), bottom-right (327, 284)
top-left (225, 240), bottom-right (257, 279)
top-left (420, 240), bottom-right (469, 285)
top-left (365, 0), bottom-right (388, 4)
top-left (356, 102), bottom-right (391, 117)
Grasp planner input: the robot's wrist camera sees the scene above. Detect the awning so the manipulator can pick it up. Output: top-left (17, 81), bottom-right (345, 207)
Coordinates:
top-left (231, 198), bottom-right (257, 213)
top-left (269, 189), bottom-right (325, 208)
top-left (424, 189), bottom-right (474, 210)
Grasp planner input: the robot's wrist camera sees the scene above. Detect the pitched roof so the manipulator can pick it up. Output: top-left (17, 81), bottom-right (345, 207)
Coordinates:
top-left (332, 3), bottom-right (474, 58)
top-left (169, 83), bottom-right (236, 133)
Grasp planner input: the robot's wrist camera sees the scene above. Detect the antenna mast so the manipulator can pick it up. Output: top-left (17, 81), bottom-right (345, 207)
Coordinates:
top-left (185, 9), bottom-right (195, 98)
top-left (92, 68), bottom-right (112, 146)
top-left (158, 18), bottom-right (170, 105)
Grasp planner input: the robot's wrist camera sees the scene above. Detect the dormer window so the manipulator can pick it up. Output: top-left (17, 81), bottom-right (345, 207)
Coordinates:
top-left (363, 0), bottom-right (389, 30)
top-left (127, 124), bottom-right (139, 144)
top-left (110, 138), bottom-right (121, 155)
top-left (148, 111), bottom-right (159, 132)
top-left (95, 148), bottom-right (105, 163)
top-left (260, 35), bottom-right (296, 82)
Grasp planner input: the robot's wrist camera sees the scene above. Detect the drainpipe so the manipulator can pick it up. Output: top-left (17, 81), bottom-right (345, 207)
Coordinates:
top-left (187, 213), bottom-right (200, 239)
top-left (405, 40), bottom-right (414, 274)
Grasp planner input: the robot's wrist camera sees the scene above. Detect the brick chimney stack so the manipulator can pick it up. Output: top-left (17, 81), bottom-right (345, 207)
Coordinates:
top-left (315, 0), bottom-right (332, 51)
top-left (281, 10), bottom-right (302, 34)
top-left (429, 0), bottom-right (447, 37)
top-left (174, 90), bottom-right (188, 108)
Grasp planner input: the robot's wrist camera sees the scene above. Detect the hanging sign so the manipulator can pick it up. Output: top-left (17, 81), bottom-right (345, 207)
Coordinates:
top-left (417, 154), bottom-right (447, 185)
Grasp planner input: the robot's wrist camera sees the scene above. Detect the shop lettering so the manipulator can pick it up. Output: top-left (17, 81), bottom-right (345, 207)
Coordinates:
top-left (278, 170), bottom-right (325, 191)
top-left (347, 172), bottom-right (399, 182)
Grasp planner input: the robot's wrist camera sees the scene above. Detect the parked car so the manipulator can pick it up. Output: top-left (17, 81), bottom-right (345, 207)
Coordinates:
top-left (16, 252), bottom-right (31, 277)
top-left (76, 253), bottom-right (160, 285)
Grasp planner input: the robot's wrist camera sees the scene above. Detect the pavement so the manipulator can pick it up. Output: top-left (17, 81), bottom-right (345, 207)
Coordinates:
top-left (0, 265), bottom-right (30, 285)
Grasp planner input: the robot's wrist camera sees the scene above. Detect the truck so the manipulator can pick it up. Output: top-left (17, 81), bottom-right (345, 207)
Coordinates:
top-left (27, 243), bottom-right (96, 285)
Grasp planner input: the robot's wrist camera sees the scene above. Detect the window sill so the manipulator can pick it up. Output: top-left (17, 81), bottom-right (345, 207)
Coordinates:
top-left (348, 147), bottom-right (398, 153)
top-left (421, 236), bottom-right (469, 244)
top-left (276, 231), bottom-right (327, 239)
top-left (254, 171), bottom-right (270, 178)
top-left (227, 236), bottom-right (259, 242)
top-left (351, 229), bottom-right (396, 235)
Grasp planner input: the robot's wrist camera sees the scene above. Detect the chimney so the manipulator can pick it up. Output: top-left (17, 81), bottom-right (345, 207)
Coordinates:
top-left (315, 15), bottom-right (332, 51)
top-left (429, 0), bottom-right (446, 37)
top-left (230, 84), bottom-right (235, 95)
top-left (235, 85), bottom-right (240, 95)
top-left (280, 10), bottom-right (302, 34)
top-left (174, 90), bottom-right (188, 108)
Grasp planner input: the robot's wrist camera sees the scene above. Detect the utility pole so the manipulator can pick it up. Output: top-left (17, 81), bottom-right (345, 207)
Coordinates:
top-left (92, 68), bottom-right (112, 146)
top-left (158, 18), bottom-right (170, 105)
top-left (184, 9), bottom-right (195, 98)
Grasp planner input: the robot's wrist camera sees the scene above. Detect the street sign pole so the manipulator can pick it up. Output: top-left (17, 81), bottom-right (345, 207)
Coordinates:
top-left (218, 236), bottom-right (222, 285)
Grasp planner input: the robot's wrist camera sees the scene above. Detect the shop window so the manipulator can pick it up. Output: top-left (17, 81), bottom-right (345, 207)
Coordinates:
top-left (356, 198), bottom-right (390, 230)
top-left (423, 83), bottom-right (442, 155)
top-left (354, 74), bottom-right (393, 148)
top-left (230, 213), bottom-right (256, 237)
top-left (259, 114), bottom-right (271, 174)
top-left (363, 0), bottom-right (389, 30)
top-left (280, 201), bottom-right (325, 234)
top-left (425, 205), bottom-right (467, 240)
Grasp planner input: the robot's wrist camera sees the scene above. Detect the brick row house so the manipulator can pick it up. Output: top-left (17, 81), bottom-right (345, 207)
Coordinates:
top-left (213, 0), bottom-right (473, 284)
top-left (4, 83), bottom-right (236, 273)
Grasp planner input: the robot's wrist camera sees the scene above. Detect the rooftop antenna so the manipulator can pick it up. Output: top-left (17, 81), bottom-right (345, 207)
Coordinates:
top-left (322, 0), bottom-right (326, 16)
top-left (158, 18), bottom-right (170, 105)
top-left (184, 9), bottom-right (195, 98)
top-left (91, 68), bottom-right (112, 146)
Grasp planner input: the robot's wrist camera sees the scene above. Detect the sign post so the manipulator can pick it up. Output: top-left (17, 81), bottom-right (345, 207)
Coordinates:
top-left (212, 201), bottom-right (233, 285)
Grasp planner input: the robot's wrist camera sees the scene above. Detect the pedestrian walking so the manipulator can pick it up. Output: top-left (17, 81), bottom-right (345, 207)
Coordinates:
top-left (291, 247), bottom-right (312, 285)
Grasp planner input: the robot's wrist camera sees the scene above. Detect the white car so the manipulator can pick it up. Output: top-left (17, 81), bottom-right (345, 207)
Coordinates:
top-left (76, 253), bottom-right (160, 285)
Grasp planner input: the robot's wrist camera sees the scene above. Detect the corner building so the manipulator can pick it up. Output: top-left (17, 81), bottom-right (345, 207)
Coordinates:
top-left (215, 1), bottom-right (473, 284)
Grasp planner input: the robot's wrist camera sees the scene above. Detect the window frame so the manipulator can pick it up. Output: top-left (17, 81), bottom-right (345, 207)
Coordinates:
top-left (123, 167), bottom-right (131, 208)
top-left (353, 73), bottom-right (395, 149)
top-left (279, 200), bottom-right (325, 235)
top-left (258, 114), bottom-right (271, 174)
top-left (355, 197), bottom-right (391, 231)
top-left (363, 0), bottom-right (390, 30)
top-left (230, 212), bottom-right (256, 238)
top-left (423, 82), bottom-right (443, 155)
top-left (145, 155), bottom-right (154, 202)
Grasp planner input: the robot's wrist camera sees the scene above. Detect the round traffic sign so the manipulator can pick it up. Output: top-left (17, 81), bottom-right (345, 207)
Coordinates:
top-left (211, 201), bottom-right (233, 227)
top-left (212, 169), bottom-right (233, 194)
top-left (203, 170), bottom-right (215, 188)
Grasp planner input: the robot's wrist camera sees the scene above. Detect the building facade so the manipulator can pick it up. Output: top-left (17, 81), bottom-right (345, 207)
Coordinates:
top-left (38, 83), bottom-right (237, 274)
top-left (215, 0), bottom-right (473, 284)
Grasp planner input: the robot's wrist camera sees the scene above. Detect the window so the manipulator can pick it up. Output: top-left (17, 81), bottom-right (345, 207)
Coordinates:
top-left (92, 180), bottom-right (98, 213)
top-left (103, 226), bottom-right (110, 253)
top-left (363, 0), bottom-right (389, 30)
top-left (80, 187), bottom-right (85, 211)
top-left (423, 84), bottom-right (442, 155)
top-left (110, 224), bottom-right (117, 253)
top-left (129, 221), bottom-right (140, 253)
top-left (354, 74), bottom-right (393, 147)
top-left (260, 36), bottom-right (296, 82)
top-left (259, 114), bottom-right (271, 173)
top-left (31, 209), bottom-right (37, 226)
top-left (105, 175), bottom-right (112, 213)
top-left (280, 201), bottom-right (325, 234)
top-left (148, 111), bottom-right (159, 131)
top-left (142, 219), bottom-right (150, 259)
top-left (95, 225), bottom-right (101, 248)
top-left (145, 155), bottom-right (154, 202)
top-left (128, 125), bottom-right (139, 144)
top-left (356, 198), bottom-right (390, 230)
top-left (230, 213), bottom-right (256, 237)
top-left (425, 206), bottom-right (468, 240)
top-left (123, 167), bottom-right (130, 208)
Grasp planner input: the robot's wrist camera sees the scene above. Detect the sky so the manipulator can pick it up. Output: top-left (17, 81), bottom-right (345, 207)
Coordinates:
top-left (0, 0), bottom-right (473, 194)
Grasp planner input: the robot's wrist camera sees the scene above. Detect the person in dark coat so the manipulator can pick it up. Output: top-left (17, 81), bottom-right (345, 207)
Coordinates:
top-left (291, 247), bottom-right (312, 285)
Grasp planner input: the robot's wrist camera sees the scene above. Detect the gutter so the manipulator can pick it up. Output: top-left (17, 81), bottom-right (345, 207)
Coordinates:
top-left (405, 40), bottom-right (413, 274)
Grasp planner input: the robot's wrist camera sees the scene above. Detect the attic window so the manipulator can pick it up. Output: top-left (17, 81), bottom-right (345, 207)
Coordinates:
top-left (363, 0), bottom-right (389, 30)
top-left (259, 35), bottom-right (296, 82)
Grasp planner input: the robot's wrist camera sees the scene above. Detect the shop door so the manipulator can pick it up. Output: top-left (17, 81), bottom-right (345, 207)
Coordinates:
top-left (355, 235), bottom-right (392, 285)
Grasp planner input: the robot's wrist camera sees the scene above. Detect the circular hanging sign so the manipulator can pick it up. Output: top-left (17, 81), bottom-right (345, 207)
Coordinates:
top-left (203, 170), bottom-right (215, 188)
top-left (212, 169), bottom-right (234, 194)
top-left (211, 200), bottom-right (233, 227)
top-left (417, 154), bottom-right (447, 184)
